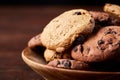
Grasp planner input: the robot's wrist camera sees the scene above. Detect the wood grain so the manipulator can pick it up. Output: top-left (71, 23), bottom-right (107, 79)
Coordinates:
top-left (0, 5), bottom-right (102, 80)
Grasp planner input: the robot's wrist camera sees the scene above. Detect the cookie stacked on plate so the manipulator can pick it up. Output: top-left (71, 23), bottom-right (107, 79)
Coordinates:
top-left (28, 3), bottom-right (120, 71)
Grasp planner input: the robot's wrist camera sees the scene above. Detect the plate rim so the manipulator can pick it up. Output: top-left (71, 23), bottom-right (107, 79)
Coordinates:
top-left (22, 47), bottom-right (120, 75)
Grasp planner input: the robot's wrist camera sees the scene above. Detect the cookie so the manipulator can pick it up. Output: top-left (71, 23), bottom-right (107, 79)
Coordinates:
top-left (90, 11), bottom-right (109, 22)
top-left (28, 33), bottom-right (43, 48)
top-left (47, 59), bottom-right (89, 70)
top-left (44, 49), bottom-right (71, 62)
top-left (104, 3), bottom-right (120, 18)
top-left (90, 11), bottom-right (120, 26)
top-left (41, 9), bottom-right (95, 53)
top-left (71, 26), bottom-right (120, 62)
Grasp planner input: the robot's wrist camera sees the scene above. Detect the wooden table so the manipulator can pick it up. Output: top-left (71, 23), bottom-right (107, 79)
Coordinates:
top-left (0, 5), bottom-right (102, 80)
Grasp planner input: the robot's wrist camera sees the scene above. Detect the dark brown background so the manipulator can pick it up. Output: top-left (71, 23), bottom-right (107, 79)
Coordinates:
top-left (0, 0), bottom-right (119, 5)
top-left (0, 1), bottom-right (119, 80)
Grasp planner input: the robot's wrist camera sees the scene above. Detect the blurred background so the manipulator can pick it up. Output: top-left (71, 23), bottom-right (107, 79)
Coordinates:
top-left (0, 0), bottom-right (119, 5)
top-left (0, 0), bottom-right (119, 80)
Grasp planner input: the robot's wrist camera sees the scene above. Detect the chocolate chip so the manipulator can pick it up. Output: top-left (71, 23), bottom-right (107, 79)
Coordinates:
top-left (117, 41), bottom-right (120, 46)
top-left (72, 35), bottom-right (85, 46)
top-left (111, 31), bottom-right (117, 34)
top-left (104, 30), bottom-right (117, 35)
top-left (108, 41), bottom-right (112, 44)
top-left (96, 46), bottom-right (99, 49)
top-left (99, 17), bottom-right (104, 21)
top-left (73, 12), bottom-right (81, 15)
top-left (104, 28), bottom-right (112, 34)
top-left (96, 46), bottom-right (105, 50)
top-left (82, 12), bottom-right (86, 15)
top-left (104, 31), bottom-right (111, 34)
top-left (80, 45), bottom-right (84, 53)
top-left (73, 46), bottom-right (78, 52)
top-left (62, 60), bottom-right (71, 68)
top-left (64, 61), bottom-right (71, 68)
top-left (98, 40), bottom-right (104, 45)
top-left (56, 60), bottom-right (60, 65)
top-left (112, 10), bottom-right (115, 12)
top-left (90, 19), bottom-right (93, 23)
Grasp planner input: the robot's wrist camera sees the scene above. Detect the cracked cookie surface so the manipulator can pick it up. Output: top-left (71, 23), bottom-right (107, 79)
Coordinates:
top-left (41, 9), bottom-right (95, 53)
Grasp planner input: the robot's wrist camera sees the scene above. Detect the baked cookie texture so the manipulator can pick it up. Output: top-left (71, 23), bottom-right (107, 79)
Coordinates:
top-left (44, 49), bottom-right (57, 62)
top-left (44, 49), bottom-right (71, 62)
top-left (41, 9), bottom-right (95, 53)
top-left (71, 26), bottom-right (120, 62)
top-left (89, 11), bottom-right (120, 26)
top-left (104, 3), bottom-right (120, 18)
top-left (47, 59), bottom-right (89, 70)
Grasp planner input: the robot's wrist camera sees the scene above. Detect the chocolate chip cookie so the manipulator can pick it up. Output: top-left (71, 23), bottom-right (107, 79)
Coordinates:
top-left (47, 59), bottom-right (89, 70)
top-left (104, 3), bottom-right (120, 18)
top-left (90, 11), bottom-right (120, 26)
top-left (41, 9), bottom-right (95, 53)
top-left (71, 26), bottom-right (120, 62)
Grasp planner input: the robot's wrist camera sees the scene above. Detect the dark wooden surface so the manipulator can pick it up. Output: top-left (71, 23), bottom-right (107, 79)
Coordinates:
top-left (0, 5), bottom-right (102, 80)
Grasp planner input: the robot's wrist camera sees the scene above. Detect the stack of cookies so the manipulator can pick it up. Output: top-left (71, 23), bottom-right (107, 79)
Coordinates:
top-left (28, 3), bottom-right (120, 71)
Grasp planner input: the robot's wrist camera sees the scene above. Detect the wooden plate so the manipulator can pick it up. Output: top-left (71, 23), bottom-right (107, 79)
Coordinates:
top-left (22, 47), bottom-right (120, 80)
